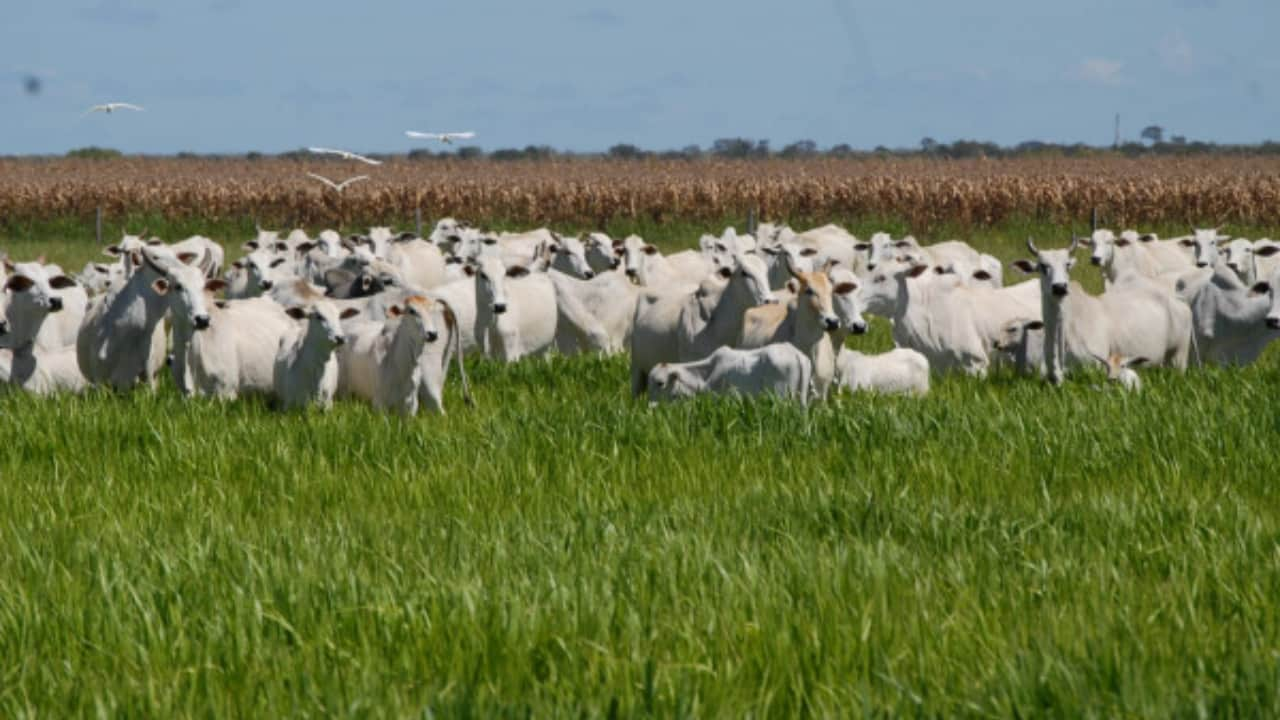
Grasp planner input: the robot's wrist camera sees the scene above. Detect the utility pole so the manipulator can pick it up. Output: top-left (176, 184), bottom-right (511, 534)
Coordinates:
top-left (1114, 113), bottom-right (1121, 149)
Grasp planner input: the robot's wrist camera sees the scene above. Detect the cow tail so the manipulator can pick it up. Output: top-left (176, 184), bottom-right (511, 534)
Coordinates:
top-left (440, 298), bottom-right (474, 407)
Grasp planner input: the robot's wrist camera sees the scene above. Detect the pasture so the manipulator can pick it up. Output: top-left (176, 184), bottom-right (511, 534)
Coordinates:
top-left (1, 212), bottom-right (1278, 716)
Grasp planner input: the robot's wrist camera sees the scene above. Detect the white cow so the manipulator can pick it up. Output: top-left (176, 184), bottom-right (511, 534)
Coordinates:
top-left (179, 286), bottom-right (295, 400)
top-left (467, 256), bottom-right (559, 361)
top-left (617, 235), bottom-right (710, 287)
top-left (1, 262), bottom-right (88, 352)
top-left (1082, 229), bottom-right (1194, 286)
top-left (1175, 264), bottom-right (1280, 366)
top-left (646, 344), bottom-right (812, 406)
top-left (337, 295), bottom-right (471, 415)
top-left (1017, 238), bottom-right (1191, 385)
top-left (1185, 228), bottom-right (1232, 270)
top-left (273, 299), bottom-right (361, 411)
top-left (76, 261), bottom-right (126, 296)
top-left (1222, 238), bottom-right (1280, 287)
top-left (875, 261), bottom-right (1040, 376)
top-left (384, 235), bottom-right (448, 289)
top-left (759, 243), bottom-right (818, 290)
top-left (993, 318), bottom-right (1047, 377)
top-left (0, 267), bottom-right (88, 395)
top-left (630, 253), bottom-right (775, 396)
top-left (77, 245), bottom-right (175, 391)
top-left (835, 348), bottom-right (930, 396)
top-left (546, 233), bottom-right (597, 279)
top-left (547, 270), bottom-right (640, 354)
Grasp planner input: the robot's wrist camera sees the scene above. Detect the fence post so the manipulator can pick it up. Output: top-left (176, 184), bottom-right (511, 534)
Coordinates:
top-left (747, 207), bottom-right (757, 235)
top-left (95, 207), bottom-right (102, 245)
top-left (416, 207), bottom-right (422, 237)
top-left (1091, 207), bottom-right (1098, 233)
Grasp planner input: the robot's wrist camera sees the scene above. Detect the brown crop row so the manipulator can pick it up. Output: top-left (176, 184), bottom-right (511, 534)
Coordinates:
top-left (2, 155), bottom-right (1280, 230)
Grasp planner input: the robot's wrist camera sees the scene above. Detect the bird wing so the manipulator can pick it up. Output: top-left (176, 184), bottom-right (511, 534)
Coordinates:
top-left (306, 172), bottom-right (340, 190)
top-left (448, 132), bottom-right (476, 140)
top-left (336, 176), bottom-right (370, 191)
top-left (116, 103), bottom-right (145, 111)
top-left (405, 131), bottom-right (440, 140)
top-left (349, 153), bottom-right (382, 166)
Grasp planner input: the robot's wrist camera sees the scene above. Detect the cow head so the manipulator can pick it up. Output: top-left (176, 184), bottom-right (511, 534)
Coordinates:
top-left (1251, 266), bottom-right (1280, 331)
top-left (827, 266), bottom-right (868, 336)
top-left (717, 252), bottom-right (776, 307)
top-left (466, 255), bottom-right (529, 315)
top-left (387, 295), bottom-right (445, 346)
top-left (1015, 237), bottom-right (1078, 300)
top-left (548, 233), bottom-right (595, 279)
top-left (1185, 228), bottom-right (1228, 269)
top-left (1076, 229), bottom-right (1119, 268)
top-left (647, 363), bottom-right (701, 404)
top-left (0, 262), bottom-right (79, 348)
top-left (285, 301), bottom-right (359, 347)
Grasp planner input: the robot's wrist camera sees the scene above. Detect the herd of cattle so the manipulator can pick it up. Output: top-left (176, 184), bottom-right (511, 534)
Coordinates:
top-left (0, 219), bottom-right (1277, 412)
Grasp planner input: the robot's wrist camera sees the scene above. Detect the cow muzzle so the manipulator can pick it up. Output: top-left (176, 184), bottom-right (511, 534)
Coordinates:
top-left (583, 270), bottom-right (595, 279)
top-left (48, 297), bottom-right (64, 312)
top-left (193, 315), bottom-right (211, 330)
top-left (1267, 317), bottom-right (1280, 330)
top-left (1090, 256), bottom-right (1102, 266)
top-left (1051, 283), bottom-right (1069, 297)
top-left (823, 316), bottom-right (840, 332)
top-left (492, 303), bottom-right (508, 315)
top-left (259, 280), bottom-right (274, 290)
top-left (849, 320), bottom-right (868, 335)
top-left (332, 335), bottom-right (346, 346)
top-left (425, 330), bottom-right (439, 343)
top-left (0, 320), bottom-right (8, 336)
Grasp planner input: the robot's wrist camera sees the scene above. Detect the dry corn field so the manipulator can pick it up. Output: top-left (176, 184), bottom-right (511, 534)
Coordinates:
top-left (4, 155), bottom-right (1280, 230)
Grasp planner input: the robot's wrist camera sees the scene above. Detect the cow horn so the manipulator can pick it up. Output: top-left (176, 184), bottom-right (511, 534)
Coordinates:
top-left (1026, 237), bottom-right (1040, 256)
top-left (1068, 236), bottom-right (1079, 253)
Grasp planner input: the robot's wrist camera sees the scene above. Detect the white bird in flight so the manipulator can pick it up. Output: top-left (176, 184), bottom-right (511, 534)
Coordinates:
top-left (306, 172), bottom-right (369, 192)
top-left (405, 131), bottom-right (476, 144)
top-left (306, 147), bottom-right (383, 166)
top-left (84, 102), bottom-right (145, 115)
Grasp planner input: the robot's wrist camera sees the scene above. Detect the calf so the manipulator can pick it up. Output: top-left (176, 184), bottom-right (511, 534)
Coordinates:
top-left (647, 344), bottom-right (812, 406)
top-left (630, 253), bottom-right (775, 396)
top-left (337, 296), bottom-right (472, 415)
top-left (273, 299), bottom-right (361, 410)
top-left (1175, 263), bottom-right (1280, 365)
top-left (835, 348), bottom-right (930, 396)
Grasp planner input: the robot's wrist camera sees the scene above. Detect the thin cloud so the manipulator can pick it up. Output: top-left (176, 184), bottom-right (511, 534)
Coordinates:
top-left (1075, 58), bottom-right (1125, 86)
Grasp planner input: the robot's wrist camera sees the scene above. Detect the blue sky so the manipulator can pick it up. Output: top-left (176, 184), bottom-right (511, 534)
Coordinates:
top-left (4, 0), bottom-right (1277, 154)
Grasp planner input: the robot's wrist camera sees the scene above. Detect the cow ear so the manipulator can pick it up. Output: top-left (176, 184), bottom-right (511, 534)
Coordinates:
top-left (339, 308), bottom-right (361, 320)
top-left (177, 252), bottom-right (198, 265)
top-left (906, 264), bottom-right (930, 278)
top-left (270, 258), bottom-right (288, 268)
top-left (833, 282), bottom-right (857, 295)
top-left (232, 260), bottom-right (245, 270)
top-left (1126, 357), bottom-right (1149, 368)
top-left (146, 238), bottom-right (164, 247)
top-left (972, 270), bottom-right (993, 281)
top-left (506, 266), bottom-right (530, 278)
top-left (205, 279), bottom-right (227, 293)
top-left (1026, 320), bottom-right (1045, 331)
top-left (130, 250), bottom-right (144, 267)
top-left (1250, 282), bottom-right (1271, 295)
top-left (5, 275), bottom-right (34, 292)
top-left (1256, 245), bottom-right (1280, 257)
top-left (242, 241), bottom-right (259, 251)
top-left (93, 264), bottom-right (110, 274)
top-left (642, 245), bottom-right (659, 256)
top-left (784, 278), bottom-right (800, 293)
top-left (1179, 238), bottom-right (1195, 247)
top-left (387, 305), bottom-right (404, 318)
top-left (296, 242), bottom-right (316, 254)
top-left (274, 243), bottom-right (289, 253)
top-left (613, 245), bottom-right (625, 256)
top-left (49, 275), bottom-right (78, 289)
top-left (285, 307), bottom-right (308, 320)
top-left (1011, 259), bottom-right (1037, 274)
top-left (853, 242), bottom-right (870, 251)
top-left (1076, 236), bottom-right (1093, 246)
top-left (799, 247), bottom-right (819, 257)
top-left (1114, 237), bottom-right (1131, 247)
top-left (104, 245), bottom-right (122, 257)
top-left (151, 278), bottom-right (170, 295)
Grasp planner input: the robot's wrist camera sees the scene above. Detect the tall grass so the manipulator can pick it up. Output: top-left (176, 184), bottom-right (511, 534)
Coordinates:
top-left (0, 218), bottom-right (1277, 715)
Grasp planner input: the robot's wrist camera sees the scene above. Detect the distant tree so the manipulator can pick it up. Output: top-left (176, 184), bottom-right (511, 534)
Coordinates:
top-left (780, 140), bottom-right (817, 158)
top-left (1140, 125), bottom-right (1164, 144)
top-left (680, 144), bottom-right (703, 159)
top-left (828, 143), bottom-right (854, 157)
top-left (66, 147), bottom-right (122, 159)
top-left (408, 148), bottom-right (434, 160)
top-left (712, 138), bottom-right (755, 158)
top-left (1170, 135), bottom-right (1187, 146)
top-left (608, 143), bottom-right (646, 159)
top-left (920, 137), bottom-right (939, 153)
top-left (490, 148), bottom-right (523, 161)
top-left (246, 151), bottom-right (264, 161)
top-left (455, 146), bottom-right (484, 159)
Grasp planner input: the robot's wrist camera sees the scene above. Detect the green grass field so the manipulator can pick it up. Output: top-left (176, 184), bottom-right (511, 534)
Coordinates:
top-left (1, 217), bottom-right (1278, 716)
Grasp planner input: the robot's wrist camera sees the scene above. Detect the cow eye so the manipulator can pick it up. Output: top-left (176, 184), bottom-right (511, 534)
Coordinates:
top-left (1039, 264), bottom-right (1049, 273)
